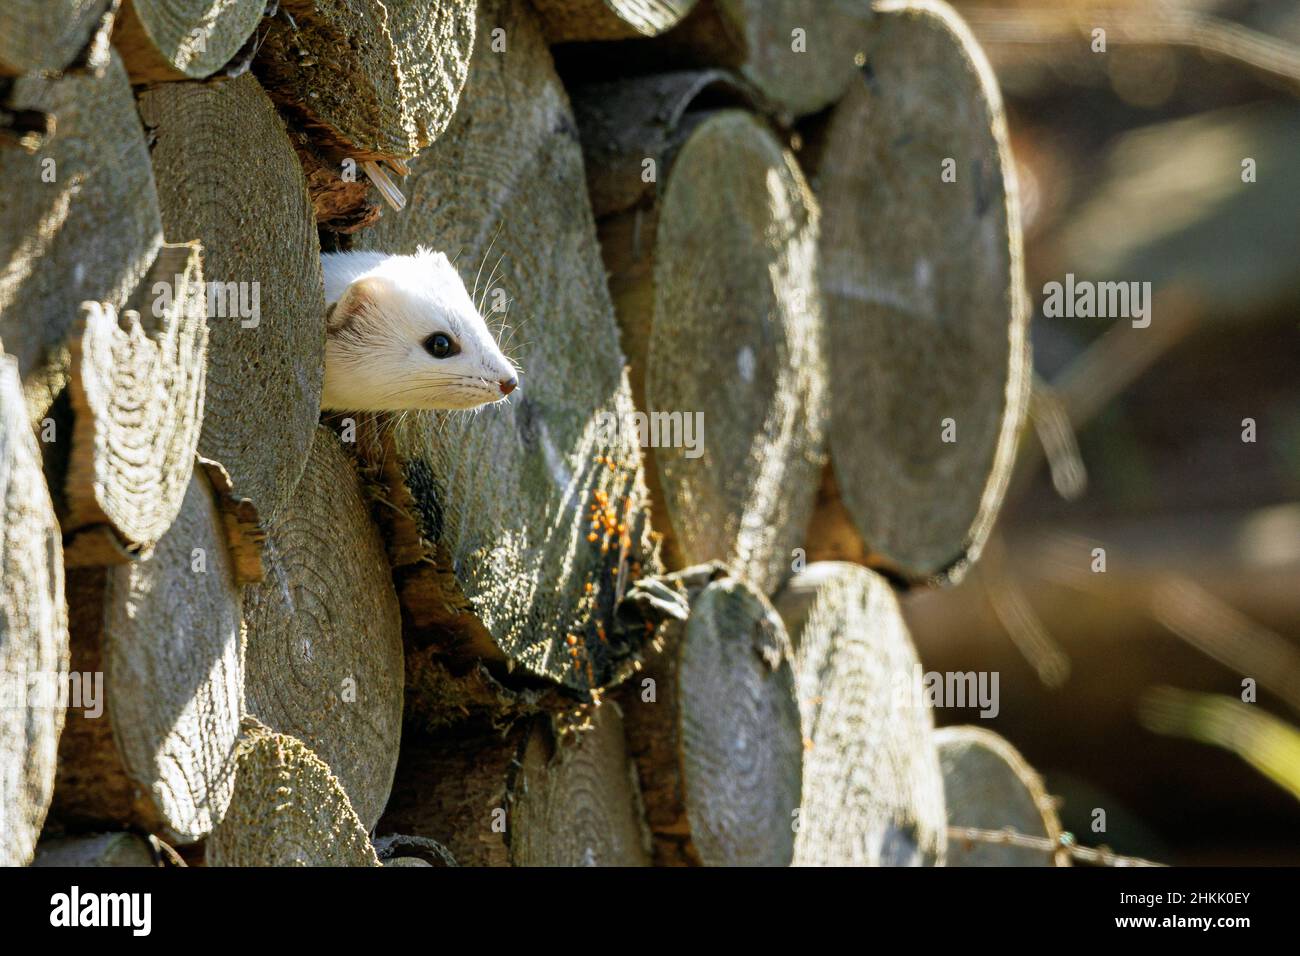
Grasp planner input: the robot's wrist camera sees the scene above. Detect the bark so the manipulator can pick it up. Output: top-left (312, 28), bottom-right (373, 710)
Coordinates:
top-left (532, 0), bottom-right (697, 41)
top-left (574, 74), bottom-right (828, 596)
top-left (0, 0), bottom-right (114, 76)
top-left (112, 0), bottom-right (267, 82)
top-left (935, 725), bottom-right (1067, 866)
top-left (0, 350), bottom-right (69, 867)
top-left (670, 0), bottom-right (874, 117)
top-left (253, 0), bottom-right (476, 162)
top-left (44, 567), bottom-right (134, 834)
top-left (379, 704), bottom-right (650, 866)
top-left (196, 457), bottom-right (266, 585)
top-left (243, 426), bottom-right (404, 832)
top-left (49, 468), bottom-right (244, 844)
top-left (376, 722), bottom-right (522, 868)
top-left (206, 717), bottom-right (381, 866)
top-left (574, 70), bottom-right (752, 219)
top-left (372, 833), bottom-right (458, 866)
top-left (62, 242), bottom-right (208, 562)
top-left (350, 0), bottom-right (661, 697)
top-left (802, 0), bottom-right (1030, 585)
top-left (775, 561), bottom-right (947, 865)
top-left (288, 124), bottom-right (382, 236)
top-left (618, 565), bottom-right (803, 865)
top-left (0, 51), bottom-right (163, 423)
top-left (138, 74), bottom-right (324, 526)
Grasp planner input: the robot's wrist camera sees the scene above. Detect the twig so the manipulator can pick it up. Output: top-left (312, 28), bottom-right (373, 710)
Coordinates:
top-left (1027, 376), bottom-right (1087, 501)
top-left (979, 535), bottom-right (1072, 688)
top-left (947, 825), bottom-right (1164, 867)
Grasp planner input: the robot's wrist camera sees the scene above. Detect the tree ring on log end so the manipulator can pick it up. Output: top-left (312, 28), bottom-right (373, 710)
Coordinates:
top-left (648, 109), bottom-right (828, 595)
top-left (775, 561), bottom-right (947, 866)
top-left (677, 578), bottom-right (802, 865)
top-left (113, 0), bottom-right (267, 82)
top-left (253, 0), bottom-right (476, 162)
top-left (511, 705), bottom-right (652, 866)
top-left (623, 571), bottom-right (803, 865)
top-left (138, 74), bottom-right (325, 526)
top-left (65, 242), bottom-right (208, 555)
top-left (0, 351), bottom-right (68, 867)
top-left (100, 467), bottom-right (244, 843)
top-left (813, 0), bottom-right (1029, 584)
top-left (243, 426), bottom-right (404, 833)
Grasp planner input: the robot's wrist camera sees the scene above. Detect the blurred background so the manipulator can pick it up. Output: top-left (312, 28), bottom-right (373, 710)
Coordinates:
top-left (905, 0), bottom-right (1300, 864)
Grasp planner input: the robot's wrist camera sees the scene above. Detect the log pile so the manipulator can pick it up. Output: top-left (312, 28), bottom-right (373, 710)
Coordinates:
top-left (2, 0), bottom-right (1054, 868)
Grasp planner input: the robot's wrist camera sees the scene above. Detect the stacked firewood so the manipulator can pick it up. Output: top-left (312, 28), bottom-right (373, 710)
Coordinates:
top-left (1, 0), bottom-right (1056, 867)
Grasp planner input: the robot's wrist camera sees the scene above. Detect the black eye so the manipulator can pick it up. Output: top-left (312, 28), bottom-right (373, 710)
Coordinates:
top-left (424, 333), bottom-right (458, 359)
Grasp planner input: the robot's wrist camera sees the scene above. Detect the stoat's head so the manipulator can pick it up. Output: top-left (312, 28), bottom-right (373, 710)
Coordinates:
top-left (321, 248), bottom-right (519, 412)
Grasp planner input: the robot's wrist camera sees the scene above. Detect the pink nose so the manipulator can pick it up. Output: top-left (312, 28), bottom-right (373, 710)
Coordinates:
top-left (499, 376), bottom-right (518, 396)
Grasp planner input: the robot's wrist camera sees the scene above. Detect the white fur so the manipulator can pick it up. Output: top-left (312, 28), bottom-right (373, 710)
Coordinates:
top-left (320, 248), bottom-right (518, 411)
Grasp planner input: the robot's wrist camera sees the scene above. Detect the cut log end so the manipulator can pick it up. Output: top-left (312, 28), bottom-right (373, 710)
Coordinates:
top-left (138, 73), bottom-right (325, 527)
top-left (243, 427), bottom-right (404, 832)
top-left (776, 561), bottom-right (947, 866)
top-left (512, 705), bottom-right (652, 866)
top-left (556, 1), bottom-right (872, 119)
top-left (380, 705), bottom-right (651, 866)
top-left (64, 242), bottom-right (208, 555)
top-left (808, 0), bottom-right (1029, 583)
top-left (583, 87), bottom-right (828, 595)
top-left (206, 718), bottom-right (381, 867)
top-left (0, 350), bottom-right (69, 867)
top-left (52, 467), bottom-right (244, 845)
top-left (936, 725), bottom-right (1067, 867)
top-left (622, 569), bottom-right (803, 865)
top-left (716, 0), bottom-right (874, 117)
top-left (0, 51), bottom-right (163, 422)
top-left (253, 0), bottom-right (476, 162)
top-left (112, 0), bottom-right (267, 82)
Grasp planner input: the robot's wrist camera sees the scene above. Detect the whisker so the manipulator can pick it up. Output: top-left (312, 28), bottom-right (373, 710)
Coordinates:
top-left (472, 222), bottom-right (505, 305)
top-left (380, 382), bottom-right (493, 400)
top-left (479, 253), bottom-right (509, 315)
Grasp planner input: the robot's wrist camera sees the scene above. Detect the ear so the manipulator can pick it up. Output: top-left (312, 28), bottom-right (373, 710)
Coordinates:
top-left (327, 276), bottom-right (385, 335)
top-left (416, 246), bottom-right (448, 271)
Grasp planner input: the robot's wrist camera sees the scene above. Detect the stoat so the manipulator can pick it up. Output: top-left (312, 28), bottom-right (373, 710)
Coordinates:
top-left (320, 249), bottom-right (519, 411)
